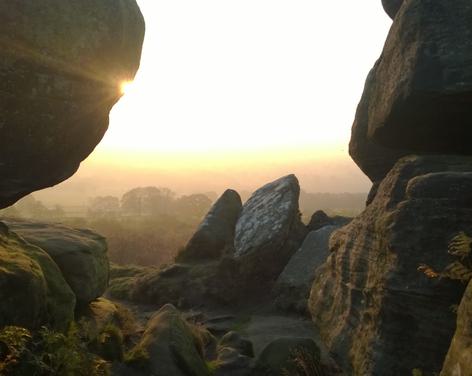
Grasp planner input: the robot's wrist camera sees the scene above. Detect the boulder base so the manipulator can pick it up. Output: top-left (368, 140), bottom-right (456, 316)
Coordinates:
top-left (309, 155), bottom-right (472, 375)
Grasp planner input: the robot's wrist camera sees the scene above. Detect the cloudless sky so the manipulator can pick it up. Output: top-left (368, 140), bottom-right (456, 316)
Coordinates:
top-left (37, 1), bottom-right (393, 204)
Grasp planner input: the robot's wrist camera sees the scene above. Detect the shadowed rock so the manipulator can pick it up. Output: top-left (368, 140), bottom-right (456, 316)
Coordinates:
top-left (381, 0), bottom-right (404, 19)
top-left (274, 225), bottom-right (343, 314)
top-left (349, 60), bottom-right (411, 183)
top-left (441, 280), bottom-right (472, 376)
top-left (0, 0), bottom-right (145, 208)
top-left (6, 220), bottom-right (109, 305)
top-left (233, 175), bottom-right (307, 287)
top-left (309, 155), bottom-right (472, 375)
top-left (0, 222), bottom-right (75, 330)
top-left (126, 304), bottom-right (210, 376)
top-left (176, 189), bottom-right (242, 262)
top-left (366, 0), bottom-right (472, 153)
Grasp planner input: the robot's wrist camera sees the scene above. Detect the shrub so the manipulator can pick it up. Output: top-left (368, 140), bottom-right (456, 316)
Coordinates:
top-left (0, 324), bottom-right (110, 376)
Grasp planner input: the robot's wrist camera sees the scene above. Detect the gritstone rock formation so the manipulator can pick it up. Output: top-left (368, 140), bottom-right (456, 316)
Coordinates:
top-left (126, 304), bottom-right (210, 376)
top-left (0, 222), bottom-right (75, 330)
top-left (5, 220), bottom-right (109, 305)
top-left (234, 174), bottom-right (307, 285)
top-left (349, 60), bottom-right (411, 183)
top-left (176, 189), bottom-right (242, 262)
top-left (309, 155), bottom-right (472, 375)
top-left (0, 0), bottom-right (145, 208)
top-left (274, 225), bottom-right (343, 314)
top-left (441, 280), bottom-right (472, 376)
top-left (367, 0), bottom-right (472, 153)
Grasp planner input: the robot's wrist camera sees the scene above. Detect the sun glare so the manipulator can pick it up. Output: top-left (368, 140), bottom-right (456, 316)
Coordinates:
top-left (120, 81), bottom-right (133, 95)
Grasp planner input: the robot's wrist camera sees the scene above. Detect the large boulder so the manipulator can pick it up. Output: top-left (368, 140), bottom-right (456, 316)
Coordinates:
top-left (176, 189), bottom-right (242, 262)
top-left (381, 0), bottom-right (404, 19)
top-left (365, 0), bottom-right (472, 153)
top-left (0, 222), bottom-right (75, 330)
top-left (0, 0), bottom-right (145, 209)
top-left (309, 155), bottom-right (472, 375)
top-left (349, 60), bottom-right (411, 183)
top-left (274, 225), bottom-right (342, 314)
top-left (126, 304), bottom-right (210, 376)
top-left (441, 280), bottom-right (472, 376)
top-left (234, 175), bottom-right (307, 288)
top-left (6, 220), bottom-right (109, 305)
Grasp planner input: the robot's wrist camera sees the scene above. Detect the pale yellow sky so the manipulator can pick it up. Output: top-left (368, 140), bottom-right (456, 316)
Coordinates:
top-left (37, 1), bottom-right (393, 204)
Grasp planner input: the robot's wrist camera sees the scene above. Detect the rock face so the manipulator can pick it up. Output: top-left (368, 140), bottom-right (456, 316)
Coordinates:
top-left (309, 155), bottom-right (472, 375)
top-left (349, 60), bottom-right (411, 183)
top-left (0, 222), bottom-right (75, 330)
top-left (176, 189), bottom-right (242, 262)
top-left (234, 175), bottom-right (307, 286)
top-left (127, 304), bottom-right (209, 376)
top-left (0, 0), bottom-right (145, 209)
top-left (6, 220), bottom-right (109, 305)
top-left (381, 0), bottom-right (404, 19)
top-left (441, 280), bottom-right (472, 376)
top-left (366, 0), bottom-right (472, 153)
top-left (274, 225), bottom-right (341, 314)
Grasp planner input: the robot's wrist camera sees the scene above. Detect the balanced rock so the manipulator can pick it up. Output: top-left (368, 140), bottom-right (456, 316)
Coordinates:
top-left (366, 0), bottom-right (472, 153)
top-left (349, 60), bottom-right (411, 183)
top-left (0, 222), bottom-right (75, 330)
top-left (176, 189), bottom-right (242, 262)
top-left (6, 220), bottom-right (109, 305)
top-left (441, 280), bottom-right (472, 376)
top-left (127, 304), bottom-right (209, 376)
top-left (309, 155), bottom-right (472, 375)
top-left (234, 175), bottom-right (307, 286)
top-left (274, 225), bottom-right (341, 314)
top-left (0, 0), bottom-right (145, 209)
top-left (381, 0), bottom-right (404, 19)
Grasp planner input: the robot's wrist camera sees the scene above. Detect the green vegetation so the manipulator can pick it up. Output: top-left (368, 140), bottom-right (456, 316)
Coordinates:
top-left (0, 324), bottom-right (110, 376)
top-left (418, 231), bottom-right (472, 283)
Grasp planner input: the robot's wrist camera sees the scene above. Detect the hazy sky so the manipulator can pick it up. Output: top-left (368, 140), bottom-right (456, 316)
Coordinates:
top-left (37, 1), bottom-right (393, 204)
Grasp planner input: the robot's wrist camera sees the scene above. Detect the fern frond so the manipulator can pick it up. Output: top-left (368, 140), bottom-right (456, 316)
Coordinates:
top-left (441, 261), bottom-right (472, 282)
top-left (417, 264), bottom-right (440, 279)
top-left (448, 232), bottom-right (472, 260)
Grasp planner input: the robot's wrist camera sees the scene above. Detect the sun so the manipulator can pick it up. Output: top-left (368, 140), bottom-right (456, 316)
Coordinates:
top-left (120, 80), bottom-right (134, 95)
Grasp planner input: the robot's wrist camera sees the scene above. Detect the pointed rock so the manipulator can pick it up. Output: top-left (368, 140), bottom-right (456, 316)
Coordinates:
top-left (177, 189), bottom-right (242, 262)
top-left (234, 175), bottom-right (307, 288)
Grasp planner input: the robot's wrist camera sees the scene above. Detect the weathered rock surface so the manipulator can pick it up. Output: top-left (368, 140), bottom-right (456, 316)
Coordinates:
top-left (0, 0), bottom-right (145, 209)
top-left (366, 0), bottom-right (472, 153)
top-left (349, 60), bottom-right (411, 183)
top-left (234, 175), bottom-right (307, 286)
top-left (309, 155), bottom-right (472, 375)
top-left (0, 222), bottom-right (75, 330)
top-left (253, 337), bottom-right (321, 376)
top-left (127, 304), bottom-right (209, 376)
top-left (177, 189), bottom-right (242, 262)
top-left (6, 220), bottom-right (109, 305)
top-left (215, 346), bottom-right (252, 376)
top-left (381, 0), bottom-right (404, 19)
top-left (274, 225), bottom-right (341, 314)
top-left (441, 280), bottom-right (472, 376)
